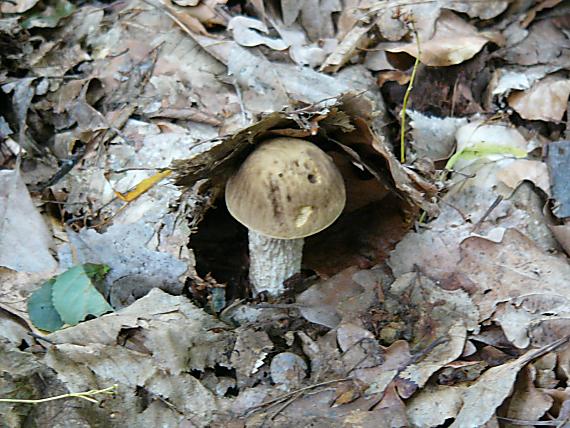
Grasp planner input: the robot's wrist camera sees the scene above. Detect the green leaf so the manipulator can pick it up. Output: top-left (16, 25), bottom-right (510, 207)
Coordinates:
top-left (51, 264), bottom-right (114, 326)
top-left (21, 0), bottom-right (75, 29)
top-left (445, 142), bottom-right (527, 171)
top-left (27, 279), bottom-right (63, 332)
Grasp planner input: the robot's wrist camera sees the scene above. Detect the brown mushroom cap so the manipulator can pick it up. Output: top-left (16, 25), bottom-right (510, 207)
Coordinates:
top-left (225, 137), bottom-right (346, 239)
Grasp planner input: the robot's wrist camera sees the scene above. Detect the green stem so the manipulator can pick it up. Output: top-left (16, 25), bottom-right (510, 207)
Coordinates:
top-left (400, 21), bottom-right (422, 164)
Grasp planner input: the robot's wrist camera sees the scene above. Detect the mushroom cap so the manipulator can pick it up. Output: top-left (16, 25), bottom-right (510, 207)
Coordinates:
top-left (225, 137), bottom-right (346, 239)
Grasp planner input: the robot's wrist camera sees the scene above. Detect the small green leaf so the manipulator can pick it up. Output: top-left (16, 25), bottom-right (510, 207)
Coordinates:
top-left (51, 264), bottom-right (114, 326)
top-left (27, 279), bottom-right (63, 332)
top-left (445, 142), bottom-right (527, 171)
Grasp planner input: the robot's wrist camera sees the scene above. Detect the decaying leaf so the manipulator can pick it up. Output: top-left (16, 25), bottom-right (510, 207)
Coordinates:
top-left (43, 289), bottom-right (234, 426)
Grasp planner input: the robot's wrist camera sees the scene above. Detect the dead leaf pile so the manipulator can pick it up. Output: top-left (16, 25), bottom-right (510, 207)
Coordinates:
top-left (2, 0), bottom-right (570, 427)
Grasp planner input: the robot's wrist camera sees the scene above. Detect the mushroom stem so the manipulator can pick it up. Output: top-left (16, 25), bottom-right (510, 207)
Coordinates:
top-left (248, 230), bottom-right (304, 296)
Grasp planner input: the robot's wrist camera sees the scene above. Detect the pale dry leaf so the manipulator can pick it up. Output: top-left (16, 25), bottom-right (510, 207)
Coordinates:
top-left (0, 0), bottom-right (38, 13)
top-left (520, 0), bottom-right (563, 28)
top-left (297, 267), bottom-right (364, 328)
top-left (299, 0), bottom-right (341, 41)
top-left (0, 170), bottom-right (57, 272)
top-left (493, 303), bottom-right (535, 349)
top-left (64, 222), bottom-right (188, 308)
top-left (354, 340), bottom-right (411, 398)
top-left (503, 19), bottom-right (570, 67)
top-left (400, 323), bottom-right (468, 389)
top-left (533, 353), bottom-right (558, 389)
top-left (364, 49), bottom-right (394, 71)
top-left (489, 67), bottom-right (550, 98)
top-left (446, 0), bottom-right (510, 19)
top-left (281, 0), bottom-right (303, 26)
top-left (406, 384), bottom-right (467, 428)
top-left (508, 75), bottom-right (570, 122)
top-left (504, 365), bottom-right (554, 427)
top-left (458, 229), bottom-right (570, 328)
top-left (48, 288), bottom-right (233, 373)
top-left (382, 10), bottom-right (502, 67)
top-left (180, 0), bottom-right (227, 27)
top-left (320, 23), bottom-right (373, 73)
top-left (549, 223), bottom-right (570, 256)
top-left (451, 346), bottom-right (554, 428)
top-left (228, 16), bottom-right (289, 50)
top-left (43, 289), bottom-right (233, 426)
top-left (231, 327), bottom-right (273, 385)
top-left (408, 110), bottom-right (468, 161)
top-left (369, 0), bottom-right (441, 42)
top-left (336, 0), bottom-right (371, 39)
top-left (529, 317), bottom-right (570, 349)
top-left (269, 17), bottom-right (336, 67)
top-left (173, 0), bottom-right (200, 5)
top-left (496, 159), bottom-right (550, 197)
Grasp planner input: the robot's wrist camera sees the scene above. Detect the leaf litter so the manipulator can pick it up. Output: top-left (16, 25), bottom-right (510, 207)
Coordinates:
top-left (2, 0), bottom-right (570, 427)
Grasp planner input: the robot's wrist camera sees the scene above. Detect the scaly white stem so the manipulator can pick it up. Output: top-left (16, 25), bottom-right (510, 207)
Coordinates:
top-left (248, 230), bottom-right (304, 296)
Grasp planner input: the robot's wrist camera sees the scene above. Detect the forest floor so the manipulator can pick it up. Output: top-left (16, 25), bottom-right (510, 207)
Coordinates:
top-left (1, 0), bottom-right (570, 427)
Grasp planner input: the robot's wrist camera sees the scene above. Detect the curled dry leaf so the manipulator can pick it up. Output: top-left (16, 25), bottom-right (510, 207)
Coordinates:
top-left (228, 16), bottom-right (289, 50)
top-left (508, 75), bottom-right (570, 122)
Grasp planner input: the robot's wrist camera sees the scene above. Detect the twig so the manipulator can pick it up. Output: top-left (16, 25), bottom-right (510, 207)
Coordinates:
top-left (472, 195), bottom-right (503, 232)
top-left (243, 378), bottom-right (353, 416)
top-left (496, 416), bottom-right (562, 426)
top-left (400, 17), bottom-right (422, 164)
top-left (0, 384), bottom-right (118, 405)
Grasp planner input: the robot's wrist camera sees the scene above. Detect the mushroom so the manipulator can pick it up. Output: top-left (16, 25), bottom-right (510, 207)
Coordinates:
top-left (225, 137), bottom-right (346, 296)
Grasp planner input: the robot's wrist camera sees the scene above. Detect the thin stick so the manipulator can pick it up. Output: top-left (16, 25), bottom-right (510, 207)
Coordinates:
top-left (244, 378), bottom-right (353, 415)
top-left (0, 384), bottom-right (118, 405)
top-left (400, 18), bottom-right (422, 164)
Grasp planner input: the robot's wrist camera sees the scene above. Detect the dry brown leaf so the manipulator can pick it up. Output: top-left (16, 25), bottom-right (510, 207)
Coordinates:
top-left (177, 0), bottom-right (227, 26)
top-left (377, 70), bottom-right (411, 87)
top-left (0, 170), bottom-right (57, 272)
top-left (457, 229), bottom-right (570, 346)
top-left (406, 384), bottom-right (467, 427)
top-left (503, 365), bottom-right (554, 427)
top-left (496, 159), bottom-right (550, 197)
top-left (320, 23), bottom-right (373, 73)
top-left (383, 10), bottom-right (502, 67)
top-left (451, 341), bottom-right (567, 427)
top-left (447, 0), bottom-right (510, 19)
top-left (508, 75), bottom-right (570, 122)
top-left (520, 0), bottom-right (563, 28)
